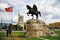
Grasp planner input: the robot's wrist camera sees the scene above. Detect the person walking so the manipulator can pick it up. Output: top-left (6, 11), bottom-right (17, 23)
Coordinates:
top-left (6, 24), bottom-right (12, 37)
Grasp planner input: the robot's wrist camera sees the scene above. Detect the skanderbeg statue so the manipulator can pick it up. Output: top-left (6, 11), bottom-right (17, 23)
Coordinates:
top-left (26, 4), bottom-right (41, 19)
top-left (25, 4), bottom-right (58, 38)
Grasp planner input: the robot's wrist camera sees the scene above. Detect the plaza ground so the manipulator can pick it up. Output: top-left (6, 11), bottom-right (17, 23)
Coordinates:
top-left (0, 30), bottom-right (60, 40)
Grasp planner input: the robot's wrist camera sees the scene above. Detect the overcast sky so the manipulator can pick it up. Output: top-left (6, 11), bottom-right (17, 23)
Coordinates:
top-left (0, 0), bottom-right (60, 24)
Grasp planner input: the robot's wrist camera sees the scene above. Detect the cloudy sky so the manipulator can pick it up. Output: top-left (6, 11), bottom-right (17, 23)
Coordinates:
top-left (0, 0), bottom-right (60, 24)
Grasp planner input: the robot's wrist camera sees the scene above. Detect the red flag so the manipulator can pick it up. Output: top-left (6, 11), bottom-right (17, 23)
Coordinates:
top-left (5, 7), bottom-right (13, 12)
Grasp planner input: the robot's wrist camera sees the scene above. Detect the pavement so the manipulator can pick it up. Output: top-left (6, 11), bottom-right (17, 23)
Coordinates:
top-left (0, 31), bottom-right (26, 32)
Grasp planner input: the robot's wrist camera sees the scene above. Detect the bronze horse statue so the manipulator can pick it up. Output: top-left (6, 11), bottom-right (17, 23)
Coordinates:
top-left (26, 4), bottom-right (41, 19)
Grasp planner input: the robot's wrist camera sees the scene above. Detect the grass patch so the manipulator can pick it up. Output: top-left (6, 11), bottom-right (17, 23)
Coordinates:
top-left (0, 32), bottom-right (6, 37)
top-left (54, 30), bottom-right (60, 36)
top-left (18, 32), bottom-right (25, 37)
top-left (42, 36), bottom-right (60, 40)
top-left (0, 31), bottom-right (25, 37)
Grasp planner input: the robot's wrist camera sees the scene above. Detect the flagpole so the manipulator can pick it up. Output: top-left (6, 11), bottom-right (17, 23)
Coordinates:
top-left (11, 7), bottom-right (13, 28)
top-left (11, 12), bottom-right (13, 25)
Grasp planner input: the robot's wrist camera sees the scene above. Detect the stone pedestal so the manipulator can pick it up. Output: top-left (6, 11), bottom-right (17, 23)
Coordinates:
top-left (25, 19), bottom-right (58, 38)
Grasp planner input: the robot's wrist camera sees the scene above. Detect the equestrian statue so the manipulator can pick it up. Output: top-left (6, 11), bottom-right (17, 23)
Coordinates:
top-left (26, 4), bottom-right (41, 19)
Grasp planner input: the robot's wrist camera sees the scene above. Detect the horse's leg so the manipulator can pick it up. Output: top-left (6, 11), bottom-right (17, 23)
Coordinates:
top-left (31, 14), bottom-right (34, 19)
top-left (36, 14), bottom-right (38, 20)
top-left (38, 12), bottom-right (41, 17)
top-left (27, 12), bottom-right (29, 16)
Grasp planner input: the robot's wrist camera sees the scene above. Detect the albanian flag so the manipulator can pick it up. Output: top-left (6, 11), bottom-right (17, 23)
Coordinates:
top-left (5, 7), bottom-right (13, 12)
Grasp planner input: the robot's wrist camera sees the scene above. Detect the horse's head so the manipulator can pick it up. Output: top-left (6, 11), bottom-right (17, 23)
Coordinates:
top-left (26, 5), bottom-right (31, 10)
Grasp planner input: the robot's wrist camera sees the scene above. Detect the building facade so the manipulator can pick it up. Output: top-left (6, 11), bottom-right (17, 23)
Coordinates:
top-left (48, 22), bottom-right (60, 28)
